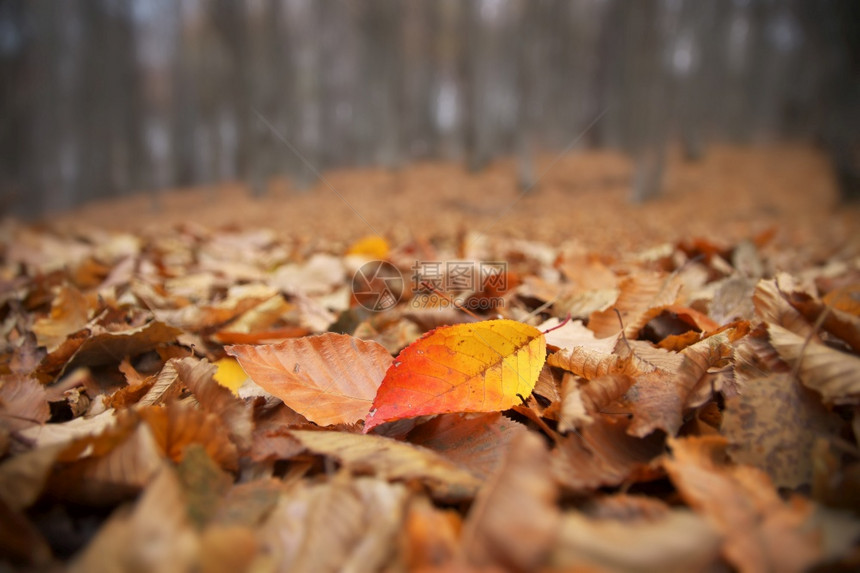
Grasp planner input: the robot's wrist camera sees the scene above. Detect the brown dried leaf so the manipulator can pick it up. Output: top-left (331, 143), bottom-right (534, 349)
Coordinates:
top-left (400, 496), bottom-right (463, 571)
top-left (786, 289), bottom-right (860, 353)
top-left (137, 358), bottom-right (183, 407)
top-left (287, 429), bottom-right (480, 501)
top-left (533, 363), bottom-right (561, 403)
top-left (0, 444), bottom-right (65, 511)
top-left (823, 283), bottom-right (860, 316)
top-left (768, 323), bottom-right (860, 404)
top-left (0, 495), bottom-right (52, 567)
top-left (551, 509), bottom-right (721, 573)
top-left (551, 415), bottom-right (665, 491)
top-left (709, 276), bottom-right (758, 324)
top-left (156, 283), bottom-right (277, 331)
top-left (621, 339), bottom-right (685, 374)
top-left (0, 375), bottom-right (50, 432)
top-left (723, 369), bottom-right (842, 489)
top-left (228, 333), bottom-right (391, 426)
top-left (173, 357), bottom-right (253, 450)
top-left (406, 412), bottom-right (528, 480)
top-left (664, 435), bottom-right (857, 573)
top-left (462, 432), bottom-right (559, 571)
top-left (753, 277), bottom-right (815, 338)
top-left (624, 331), bottom-right (732, 437)
top-left (106, 362), bottom-right (156, 410)
top-left (581, 493), bottom-right (672, 521)
top-left (64, 320), bottom-right (182, 373)
top-left (639, 304), bottom-right (720, 341)
top-left (588, 272), bottom-right (682, 339)
top-left (258, 475), bottom-right (407, 571)
top-left (31, 284), bottom-right (91, 352)
top-left (580, 373), bottom-right (636, 414)
top-left (175, 445), bottom-right (233, 529)
top-left (70, 466), bottom-right (200, 573)
top-left (547, 346), bottom-right (636, 380)
top-left (538, 317), bottom-right (617, 352)
top-left (49, 416), bottom-right (163, 505)
top-left (138, 404), bottom-right (239, 471)
top-left (17, 408), bottom-right (119, 448)
top-left (557, 373), bottom-right (592, 432)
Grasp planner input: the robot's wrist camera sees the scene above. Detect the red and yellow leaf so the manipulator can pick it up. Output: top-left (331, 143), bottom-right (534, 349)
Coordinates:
top-left (364, 319), bottom-right (546, 432)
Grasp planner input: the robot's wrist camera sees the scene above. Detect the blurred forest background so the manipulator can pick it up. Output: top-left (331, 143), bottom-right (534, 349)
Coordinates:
top-left (0, 0), bottom-right (858, 218)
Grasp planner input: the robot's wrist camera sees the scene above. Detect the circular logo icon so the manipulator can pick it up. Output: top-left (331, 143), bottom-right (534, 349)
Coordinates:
top-left (352, 261), bottom-right (404, 311)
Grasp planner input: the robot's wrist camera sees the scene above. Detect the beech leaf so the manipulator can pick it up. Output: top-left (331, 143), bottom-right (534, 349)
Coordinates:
top-left (287, 429), bottom-right (480, 501)
top-left (227, 333), bottom-right (392, 426)
top-left (767, 323), bottom-right (860, 404)
top-left (365, 319), bottom-right (546, 431)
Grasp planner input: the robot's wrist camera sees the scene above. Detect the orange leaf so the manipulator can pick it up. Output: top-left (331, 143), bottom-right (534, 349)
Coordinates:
top-left (227, 333), bottom-right (392, 426)
top-left (364, 319), bottom-right (546, 431)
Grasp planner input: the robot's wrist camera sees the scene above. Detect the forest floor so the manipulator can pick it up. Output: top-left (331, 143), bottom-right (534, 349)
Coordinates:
top-left (2, 143), bottom-right (860, 571)
top-left (52, 143), bottom-right (858, 257)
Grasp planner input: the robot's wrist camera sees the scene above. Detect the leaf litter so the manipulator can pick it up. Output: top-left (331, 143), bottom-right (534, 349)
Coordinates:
top-left (2, 154), bottom-right (860, 569)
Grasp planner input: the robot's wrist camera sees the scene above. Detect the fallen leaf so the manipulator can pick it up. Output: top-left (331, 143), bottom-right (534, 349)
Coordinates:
top-left (346, 235), bottom-right (390, 259)
top-left (173, 357), bottom-right (253, 450)
top-left (17, 408), bottom-right (119, 448)
top-left (49, 415), bottom-right (163, 505)
top-left (138, 404), bottom-right (239, 471)
top-left (753, 277), bottom-right (816, 338)
top-left (228, 333), bottom-right (391, 426)
top-left (213, 293), bottom-right (294, 340)
top-left (551, 415), bottom-right (665, 491)
top-left (400, 495), bottom-right (463, 570)
top-left (31, 284), bottom-right (91, 352)
top-left (547, 345), bottom-right (636, 380)
top-left (272, 253), bottom-right (345, 296)
top-left (258, 474), bottom-right (407, 572)
top-left (588, 272), bottom-right (682, 339)
top-left (823, 283), bottom-right (860, 316)
top-left (406, 412), bottom-right (529, 479)
top-left (70, 465), bottom-right (200, 573)
top-left (54, 320), bottom-right (182, 379)
top-left (664, 435), bottom-right (859, 573)
top-left (0, 375), bottom-right (50, 432)
top-left (198, 525), bottom-right (260, 573)
top-left (214, 358), bottom-right (248, 394)
top-left (287, 429), bottom-right (480, 501)
top-left (709, 276), bottom-right (758, 324)
top-left (556, 373), bottom-right (592, 432)
top-left (0, 495), bottom-right (52, 567)
top-left (581, 493), bottom-right (672, 520)
top-left (551, 509), bottom-right (721, 573)
top-left (784, 288), bottom-right (860, 353)
top-left (156, 283), bottom-right (277, 332)
top-left (639, 304), bottom-right (720, 344)
top-left (623, 329), bottom-right (734, 437)
top-left (175, 445), bottom-right (233, 529)
top-left (462, 432), bottom-right (559, 571)
top-left (538, 317), bottom-right (617, 352)
top-left (768, 322), bottom-right (860, 404)
top-left (0, 444), bottom-right (65, 511)
top-left (365, 319), bottom-right (546, 431)
top-left (723, 336), bottom-right (843, 488)
top-left (137, 358), bottom-right (183, 407)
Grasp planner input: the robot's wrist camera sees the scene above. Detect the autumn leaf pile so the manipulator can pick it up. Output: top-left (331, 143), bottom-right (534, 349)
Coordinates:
top-left (1, 219), bottom-right (860, 572)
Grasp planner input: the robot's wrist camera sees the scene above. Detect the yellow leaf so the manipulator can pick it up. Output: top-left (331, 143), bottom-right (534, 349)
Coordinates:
top-left (212, 357), bottom-right (248, 395)
top-left (346, 235), bottom-right (390, 259)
